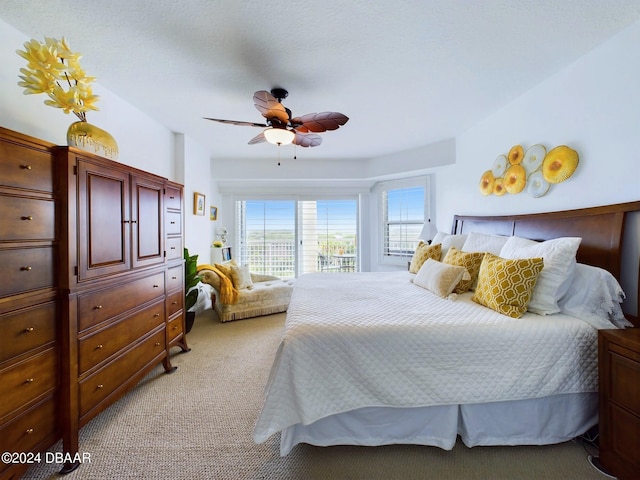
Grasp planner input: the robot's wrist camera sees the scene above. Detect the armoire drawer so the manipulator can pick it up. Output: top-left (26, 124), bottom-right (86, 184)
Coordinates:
top-left (78, 300), bottom-right (165, 375)
top-left (166, 290), bottom-right (183, 318)
top-left (79, 328), bottom-right (166, 417)
top-left (0, 139), bottom-right (54, 193)
top-left (0, 247), bottom-right (54, 298)
top-left (165, 185), bottom-right (182, 211)
top-left (167, 264), bottom-right (183, 292)
top-left (0, 195), bottom-right (55, 242)
top-left (0, 396), bottom-right (57, 466)
top-left (165, 236), bottom-right (183, 260)
top-left (166, 211), bottom-right (182, 235)
top-left (0, 301), bottom-right (56, 364)
top-left (167, 314), bottom-right (184, 344)
top-left (77, 272), bottom-right (165, 331)
top-left (0, 348), bottom-right (57, 419)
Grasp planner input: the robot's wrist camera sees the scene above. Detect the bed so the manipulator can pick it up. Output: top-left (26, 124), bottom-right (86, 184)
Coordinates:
top-left (253, 202), bottom-right (640, 455)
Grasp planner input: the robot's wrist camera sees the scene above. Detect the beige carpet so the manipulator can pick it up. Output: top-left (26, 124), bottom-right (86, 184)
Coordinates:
top-left (23, 310), bottom-right (606, 480)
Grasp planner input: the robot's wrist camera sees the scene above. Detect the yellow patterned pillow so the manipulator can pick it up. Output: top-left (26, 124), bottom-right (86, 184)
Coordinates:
top-left (442, 247), bottom-right (485, 293)
top-left (409, 242), bottom-right (442, 273)
top-left (472, 253), bottom-right (544, 318)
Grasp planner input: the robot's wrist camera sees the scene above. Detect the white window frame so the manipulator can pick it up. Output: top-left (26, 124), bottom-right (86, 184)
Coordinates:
top-left (375, 176), bottom-right (431, 266)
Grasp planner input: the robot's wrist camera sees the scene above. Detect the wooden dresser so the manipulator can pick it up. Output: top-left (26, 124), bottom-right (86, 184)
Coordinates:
top-left (598, 328), bottom-right (640, 480)
top-left (0, 128), bottom-right (59, 480)
top-left (0, 126), bottom-right (188, 477)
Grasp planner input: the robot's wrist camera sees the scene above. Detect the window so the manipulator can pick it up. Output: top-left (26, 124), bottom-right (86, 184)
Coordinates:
top-left (236, 199), bottom-right (358, 277)
top-left (379, 179), bottom-right (428, 261)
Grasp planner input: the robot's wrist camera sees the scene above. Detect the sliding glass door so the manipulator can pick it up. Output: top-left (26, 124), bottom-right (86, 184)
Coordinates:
top-left (236, 199), bottom-right (358, 277)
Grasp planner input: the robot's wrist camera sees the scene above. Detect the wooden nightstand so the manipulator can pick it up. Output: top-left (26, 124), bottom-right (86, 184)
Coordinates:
top-left (598, 328), bottom-right (640, 480)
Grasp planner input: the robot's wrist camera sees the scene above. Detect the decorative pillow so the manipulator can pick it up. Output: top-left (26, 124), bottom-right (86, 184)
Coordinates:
top-left (442, 247), bottom-right (485, 293)
top-left (431, 232), bottom-right (468, 260)
top-left (230, 264), bottom-right (254, 290)
top-left (413, 258), bottom-right (471, 298)
top-left (462, 232), bottom-right (510, 255)
top-left (499, 236), bottom-right (581, 315)
top-left (214, 259), bottom-right (237, 280)
top-left (409, 242), bottom-right (442, 273)
top-left (559, 263), bottom-right (632, 329)
top-left (472, 253), bottom-right (544, 318)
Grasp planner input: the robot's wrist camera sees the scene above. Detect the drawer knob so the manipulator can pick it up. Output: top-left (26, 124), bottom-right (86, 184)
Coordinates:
top-left (154, 313), bottom-right (160, 317)
top-left (172, 301), bottom-right (178, 305)
top-left (171, 276), bottom-right (177, 280)
top-left (169, 196), bottom-right (175, 199)
top-left (21, 215), bottom-right (34, 221)
top-left (170, 247), bottom-right (176, 250)
top-left (95, 305), bottom-right (103, 310)
top-left (97, 384), bottom-right (104, 389)
top-left (21, 266), bottom-right (32, 271)
top-left (154, 342), bottom-right (161, 347)
top-left (21, 165), bottom-right (32, 170)
top-left (153, 284), bottom-right (160, 288)
top-left (24, 327), bottom-right (34, 333)
top-left (96, 344), bottom-right (103, 350)
top-left (25, 428), bottom-right (34, 434)
top-left (25, 378), bottom-right (34, 383)
top-left (170, 221), bottom-right (176, 224)
top-left (173, 325), bottom-right (178, 330)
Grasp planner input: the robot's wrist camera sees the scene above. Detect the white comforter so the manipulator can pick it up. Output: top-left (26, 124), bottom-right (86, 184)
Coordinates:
top-left (254, 271), bottom-right (609, 444)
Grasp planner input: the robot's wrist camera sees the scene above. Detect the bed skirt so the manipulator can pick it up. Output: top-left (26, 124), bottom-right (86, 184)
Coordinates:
top-left (279, 393), bottom-right (597, 455)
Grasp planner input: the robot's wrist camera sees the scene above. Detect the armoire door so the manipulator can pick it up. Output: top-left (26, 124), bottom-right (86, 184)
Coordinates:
top-left (131, 174), bottom-right (165, 269)
top-left (77, 159), bottom-right (131, 280)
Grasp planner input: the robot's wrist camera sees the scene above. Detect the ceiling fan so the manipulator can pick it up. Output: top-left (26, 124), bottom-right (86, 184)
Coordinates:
top-left (204, 88), bottom-right (349, 147)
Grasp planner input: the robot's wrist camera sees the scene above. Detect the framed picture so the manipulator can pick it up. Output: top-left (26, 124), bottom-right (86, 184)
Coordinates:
top-left (194, 192), bottom-right (205, 216)
top-left (210, 205), bottom-right (218, 221)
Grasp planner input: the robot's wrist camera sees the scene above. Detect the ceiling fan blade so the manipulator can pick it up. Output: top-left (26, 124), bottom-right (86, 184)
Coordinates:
top-left (248, 132), bottom-right (266, 145)
top-left (290, 112), bottom-right (349, 133)
top-left (253, 90), bottom-right (289, 124)
top-left (204, 117), bottom-right (267, 127)
top-left (293, 132), bottom-right (322, 148)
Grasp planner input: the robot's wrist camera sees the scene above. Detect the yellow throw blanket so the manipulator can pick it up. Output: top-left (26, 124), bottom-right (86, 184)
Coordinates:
top-left (197, 264), bottom-right (239, 305)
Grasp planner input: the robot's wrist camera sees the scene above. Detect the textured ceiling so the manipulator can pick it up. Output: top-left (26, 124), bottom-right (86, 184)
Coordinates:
top-left (2, 0), bottom-right (639, 162)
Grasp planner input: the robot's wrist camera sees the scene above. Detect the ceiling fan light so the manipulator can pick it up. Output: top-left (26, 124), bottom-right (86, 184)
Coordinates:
top-left (263, 127), bottom-right (295, 146)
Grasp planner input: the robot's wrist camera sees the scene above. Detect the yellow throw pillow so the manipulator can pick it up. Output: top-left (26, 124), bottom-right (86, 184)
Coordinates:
top-left (472, 253), bottom-right (544, 318)
top-left (409, 242), bottom-right (442, 273)
top-left (442, 247), bottom-right (485, 293)
top-left (214, 259), bottom-right (237, 279)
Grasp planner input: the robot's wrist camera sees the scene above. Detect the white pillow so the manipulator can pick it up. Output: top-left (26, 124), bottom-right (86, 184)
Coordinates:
top-left (413, 258), bottom-right (471, 298)
top-left (230, 264), bottom-right (254, 290)
top-left (431, 232), bottom-right (468, 260)
top-left (461, 232), bottom-right (509, 255)
top-left (499, 236), bottom-right (581, 315)
top-left (559, 263), bottom-right (631, 329)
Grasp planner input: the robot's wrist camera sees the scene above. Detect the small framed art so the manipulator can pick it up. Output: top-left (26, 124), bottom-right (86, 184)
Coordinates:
top-left (194, 192), bottom-right (205, 216)
top-left (210, 206), bottom-right (218, 221)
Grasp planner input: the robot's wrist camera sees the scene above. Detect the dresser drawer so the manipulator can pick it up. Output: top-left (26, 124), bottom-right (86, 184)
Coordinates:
top-left (77, 272), bottom-right (165, 331)
top-left (0, 301), bottom-right (56, 364)
top-left (0, 139), bottom-right (53, 193)
top-left (167, 264), bottom-right (183, 292)
top-left (166, 236), bottom-right (183, 261)
top-left (0, 247), bottom-right (54, 297)
top-left (166, 211), bottom-right (182, 235)
top-left (0, 348), bottom-right (57, 419)
top-left (165, 185), bottom-right (182, 211)
top-left (167, 314), bottom-right (184, 344)
top-left (78, 300), bottom-right (165, 375)
top-left (0, 195), bottom-right (55, 241)
top-left (0, 397), bottom-right (57, 466)
top-left (166, 290), bottom-right (183, 318)
top-left (79, 328), bottom-right (165, 417)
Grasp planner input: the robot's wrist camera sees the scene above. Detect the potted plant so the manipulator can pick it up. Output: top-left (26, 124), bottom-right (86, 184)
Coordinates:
top-left (184, 248), bottom-right (199, 333)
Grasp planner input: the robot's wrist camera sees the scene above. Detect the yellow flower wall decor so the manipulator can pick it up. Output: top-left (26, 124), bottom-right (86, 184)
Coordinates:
top-left (479, 144), bottom-right (578, 198)
top-left (17, 37), bottom-right (99, 121)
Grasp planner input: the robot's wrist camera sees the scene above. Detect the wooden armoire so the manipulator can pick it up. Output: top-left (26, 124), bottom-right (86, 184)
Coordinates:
top-left (0, 126), bottom-right (189, 479)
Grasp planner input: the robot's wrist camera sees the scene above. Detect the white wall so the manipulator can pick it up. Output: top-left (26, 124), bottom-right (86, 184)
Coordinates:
top-left (436, 21), bottom-right (640, 315)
